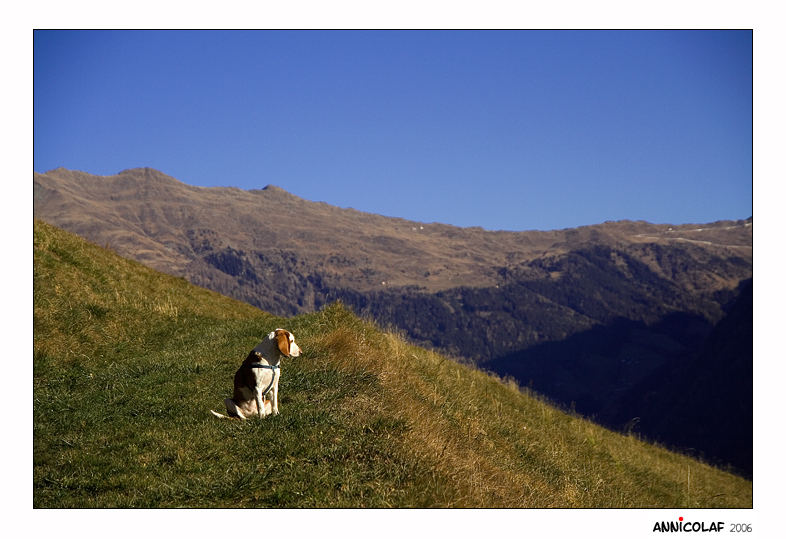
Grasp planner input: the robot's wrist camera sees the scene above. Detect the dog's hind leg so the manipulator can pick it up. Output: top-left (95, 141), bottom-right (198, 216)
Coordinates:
top-left (224, 398), bottom-right (246, 419)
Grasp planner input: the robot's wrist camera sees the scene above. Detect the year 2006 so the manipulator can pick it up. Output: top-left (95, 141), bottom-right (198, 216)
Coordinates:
top-left (729, 523), bottom-right (752, 533)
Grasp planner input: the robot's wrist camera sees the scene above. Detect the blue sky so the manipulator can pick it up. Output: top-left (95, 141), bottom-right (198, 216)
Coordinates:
top-left (34, 30), bottom-right (752, 231)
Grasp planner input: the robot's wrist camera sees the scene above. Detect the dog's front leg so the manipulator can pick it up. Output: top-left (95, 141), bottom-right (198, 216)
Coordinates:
top-left (255, 389), bottom-right (267, 418)
top-left (272, 378), bottom-right (280, 415)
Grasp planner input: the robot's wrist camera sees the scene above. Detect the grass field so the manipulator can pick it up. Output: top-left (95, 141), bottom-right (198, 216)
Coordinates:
top-left (33, 220), bottom-right (752, 508)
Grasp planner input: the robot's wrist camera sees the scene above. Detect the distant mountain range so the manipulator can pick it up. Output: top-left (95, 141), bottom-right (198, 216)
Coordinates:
top-left (33, 167), bottom-right (753, 474)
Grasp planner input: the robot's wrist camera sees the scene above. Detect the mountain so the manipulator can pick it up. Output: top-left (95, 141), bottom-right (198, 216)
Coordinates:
top-left (33, 220), bottom-right (752, 507)
top-left (33, 167), bottom-right (753, 473)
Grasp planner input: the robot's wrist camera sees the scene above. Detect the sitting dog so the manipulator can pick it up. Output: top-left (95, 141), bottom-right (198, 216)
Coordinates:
top-left (211, 328), bottom-right (301, 419)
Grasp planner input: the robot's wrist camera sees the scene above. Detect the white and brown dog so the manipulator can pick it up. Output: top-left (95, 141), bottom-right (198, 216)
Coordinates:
top-left (211, 328), bottom-right (301, 419)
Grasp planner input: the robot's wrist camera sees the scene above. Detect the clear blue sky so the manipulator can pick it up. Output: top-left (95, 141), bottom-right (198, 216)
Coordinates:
top-left (34, 30), bottom-right (752, 231)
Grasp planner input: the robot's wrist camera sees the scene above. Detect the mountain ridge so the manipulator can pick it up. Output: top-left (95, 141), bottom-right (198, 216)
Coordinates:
top-left (43, 166), bottom-right (747, 232)
top-left (33, 167), bottom-right (752, 293)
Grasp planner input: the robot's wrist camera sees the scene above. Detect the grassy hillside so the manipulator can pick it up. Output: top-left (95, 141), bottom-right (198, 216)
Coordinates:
top-left (33, 220), bottom-right (752, 508)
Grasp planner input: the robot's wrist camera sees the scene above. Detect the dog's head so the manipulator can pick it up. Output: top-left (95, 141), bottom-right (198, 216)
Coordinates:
top-left (269, 328), bottom-right (301, 358)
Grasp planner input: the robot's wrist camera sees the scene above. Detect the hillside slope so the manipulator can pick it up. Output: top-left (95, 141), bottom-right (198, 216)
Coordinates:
top-left (33, 220), bottom-right (752, 508)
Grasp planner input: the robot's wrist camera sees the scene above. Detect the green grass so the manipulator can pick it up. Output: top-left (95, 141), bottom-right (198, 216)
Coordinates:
top-left (33, 220), bottom-right (752, 508)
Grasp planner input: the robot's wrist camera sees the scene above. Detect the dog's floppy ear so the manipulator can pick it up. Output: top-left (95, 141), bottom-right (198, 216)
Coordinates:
top-left (275, 329), bottom-right (291, 357)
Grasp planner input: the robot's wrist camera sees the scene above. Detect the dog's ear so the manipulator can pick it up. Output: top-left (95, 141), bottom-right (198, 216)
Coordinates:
top-left (275, 329), bottom-right (291, 357)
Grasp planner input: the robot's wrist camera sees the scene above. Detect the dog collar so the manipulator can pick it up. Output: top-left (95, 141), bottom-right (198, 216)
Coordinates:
top-left (250, 363), bottom-right (279, 370)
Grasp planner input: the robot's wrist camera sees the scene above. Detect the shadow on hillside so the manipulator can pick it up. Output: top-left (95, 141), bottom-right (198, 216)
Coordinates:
top-left (485, 280), bottom-right (752, 478)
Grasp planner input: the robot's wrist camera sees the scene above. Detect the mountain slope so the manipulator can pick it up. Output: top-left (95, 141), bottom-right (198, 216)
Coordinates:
top-left (603, 279), bottom-right (753, 475)
top-left (33, 167), bottom-right (752, 309)
top-left (33, 220), bottom-right (752, 508)
top-left (33, 167), bottom-right (753, 473)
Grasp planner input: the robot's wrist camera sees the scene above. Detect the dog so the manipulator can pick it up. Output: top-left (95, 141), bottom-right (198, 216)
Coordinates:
top-left (210, 328), bottom-right (301, 419)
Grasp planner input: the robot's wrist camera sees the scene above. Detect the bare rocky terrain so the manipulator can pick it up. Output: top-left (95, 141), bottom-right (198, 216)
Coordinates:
top-left (34, 167), bottom-right (753, 474)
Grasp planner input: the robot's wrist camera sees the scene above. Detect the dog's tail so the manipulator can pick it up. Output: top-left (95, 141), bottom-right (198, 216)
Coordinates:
top-left (210, 409), bottom-right (234, 419)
